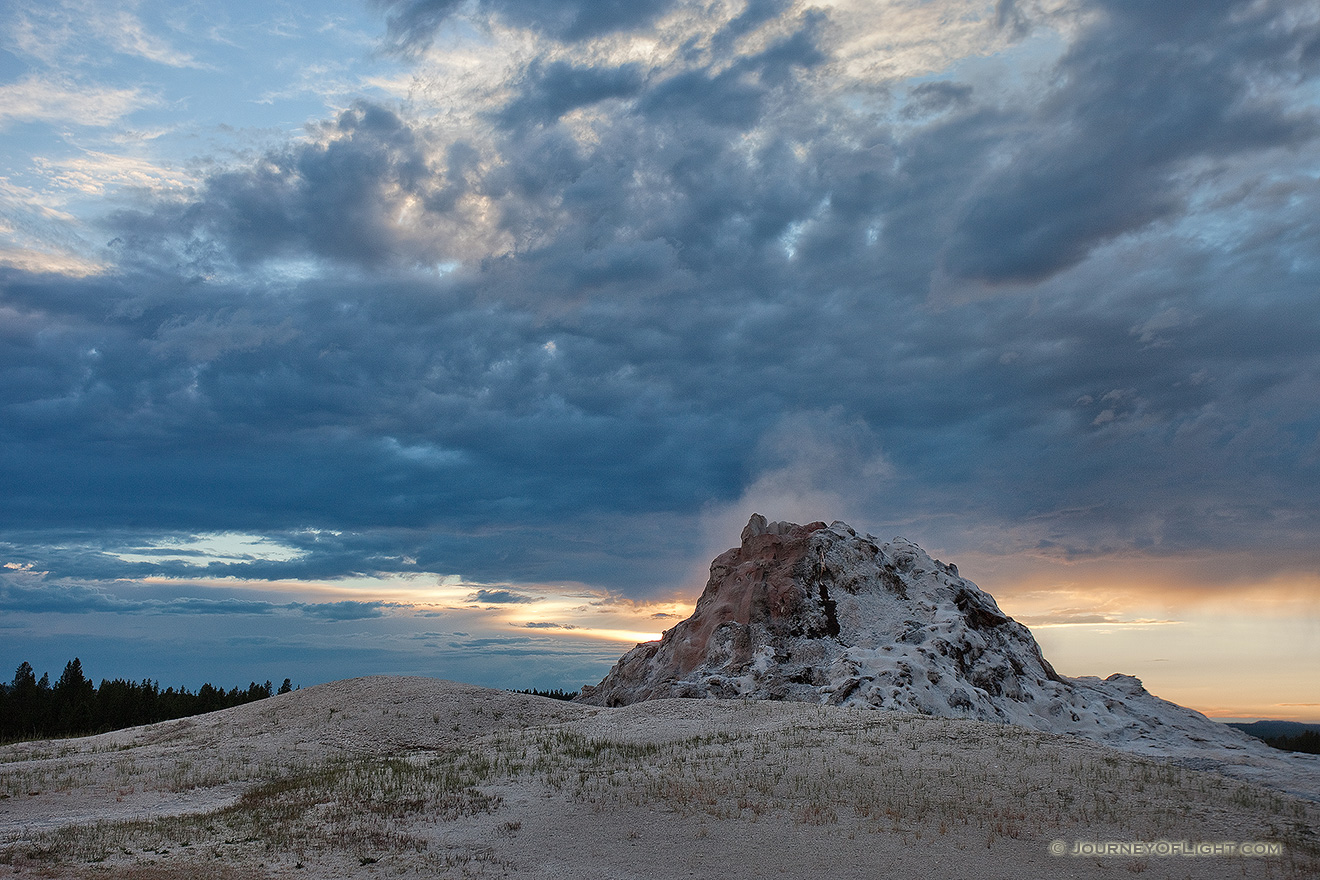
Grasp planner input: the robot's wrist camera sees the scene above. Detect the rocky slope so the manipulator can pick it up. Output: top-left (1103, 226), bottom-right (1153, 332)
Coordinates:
top-left (578, 516), bottom-right (1319, 794)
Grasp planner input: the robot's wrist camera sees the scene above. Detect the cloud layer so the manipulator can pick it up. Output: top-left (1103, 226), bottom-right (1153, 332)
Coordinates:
top-left (2, 0), bottom-right (1319, 694)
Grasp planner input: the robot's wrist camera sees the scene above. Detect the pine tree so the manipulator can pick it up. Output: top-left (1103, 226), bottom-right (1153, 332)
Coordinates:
top-left (4, 662), bottom-right (43, 737)
top-left (54, 658), bottom-right (95, 734)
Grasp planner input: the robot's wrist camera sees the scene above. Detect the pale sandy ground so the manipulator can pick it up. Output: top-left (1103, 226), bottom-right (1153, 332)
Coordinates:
top-left (1, 677), bottom-right (1317, 879)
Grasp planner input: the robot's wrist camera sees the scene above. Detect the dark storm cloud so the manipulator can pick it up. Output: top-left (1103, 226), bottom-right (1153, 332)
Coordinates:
top-left (469, 589), bottom-right (538, 604)
top-left (373, 0), bottom-right (463, 53)
top-left (109, 102), bottom-right (447, 272)
top-left (711, 0), bottom-right (796, 52)
top-left (106, 10), bottom-right (827, 278)
top-left (0, 575), bottom-right (398, 618)
top-left (638, 16), bottom-right (825, 127)
top-left (938, 0), bottom-right (1320, 284)
top-left (0, 579), bottom-right (139, 614)
top-left (496, 60), bottom-right (645, 128)
top-left (297, 600), bottom-right (395, 620)
top-left (902, 81), bottom-right (972, 118)
top-left (375, 0), bottom-right (684, 52)
top-left (3, 0), bottom-right (1320, 604)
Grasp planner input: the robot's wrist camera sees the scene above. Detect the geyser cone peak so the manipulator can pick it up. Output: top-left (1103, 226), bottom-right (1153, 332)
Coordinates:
top-left (578, 515), bottom-right (1261, 761)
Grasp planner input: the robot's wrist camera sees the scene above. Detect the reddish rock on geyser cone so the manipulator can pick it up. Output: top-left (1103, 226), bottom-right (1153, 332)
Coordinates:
top-left (579, 516), bottom-right (838, 705)
top-left (576, 514), bottom-right (1264, 765)
top-left (683, 515), bottom-right (841, 646)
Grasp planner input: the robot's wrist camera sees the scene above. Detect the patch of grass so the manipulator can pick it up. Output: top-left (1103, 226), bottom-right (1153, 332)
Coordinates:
top-left (0, 753), bottom-right (505, 873)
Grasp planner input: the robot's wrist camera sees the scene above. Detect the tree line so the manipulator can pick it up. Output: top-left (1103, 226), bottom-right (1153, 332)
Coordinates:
top-left (513, 687), bottom-right (577, 701)
top-left (0, 658), bottom-right (295, 741)
top-left (1264, 730), bottom-right (1320, 755)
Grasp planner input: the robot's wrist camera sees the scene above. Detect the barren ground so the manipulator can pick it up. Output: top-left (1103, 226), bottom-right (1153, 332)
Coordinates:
top-left (2, 677), bottom-right (1316, 879)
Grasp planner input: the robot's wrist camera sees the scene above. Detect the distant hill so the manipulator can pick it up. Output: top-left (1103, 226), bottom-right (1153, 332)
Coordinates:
top-left (1227, 721), bottom-right (1320, 755)
top-left (1227, 720), bottom-right (1320, 740)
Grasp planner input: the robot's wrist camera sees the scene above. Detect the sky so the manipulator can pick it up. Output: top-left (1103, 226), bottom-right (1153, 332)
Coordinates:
top-left (1, 0), bottom-right (1318, 721)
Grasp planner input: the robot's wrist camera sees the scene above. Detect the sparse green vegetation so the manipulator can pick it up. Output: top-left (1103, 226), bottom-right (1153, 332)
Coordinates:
top-left (2, 754), bottom-right (507, 874)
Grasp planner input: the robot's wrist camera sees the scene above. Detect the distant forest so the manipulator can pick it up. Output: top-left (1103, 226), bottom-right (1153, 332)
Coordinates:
top-left (0, 658), bottom-right (293, 742)
top-left (514, 687), bottom-right (577, 701)
top-left (1260, 730), bottom-right (1320, 755)
top-left (1228, 720), bottom-right (1320, 756)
